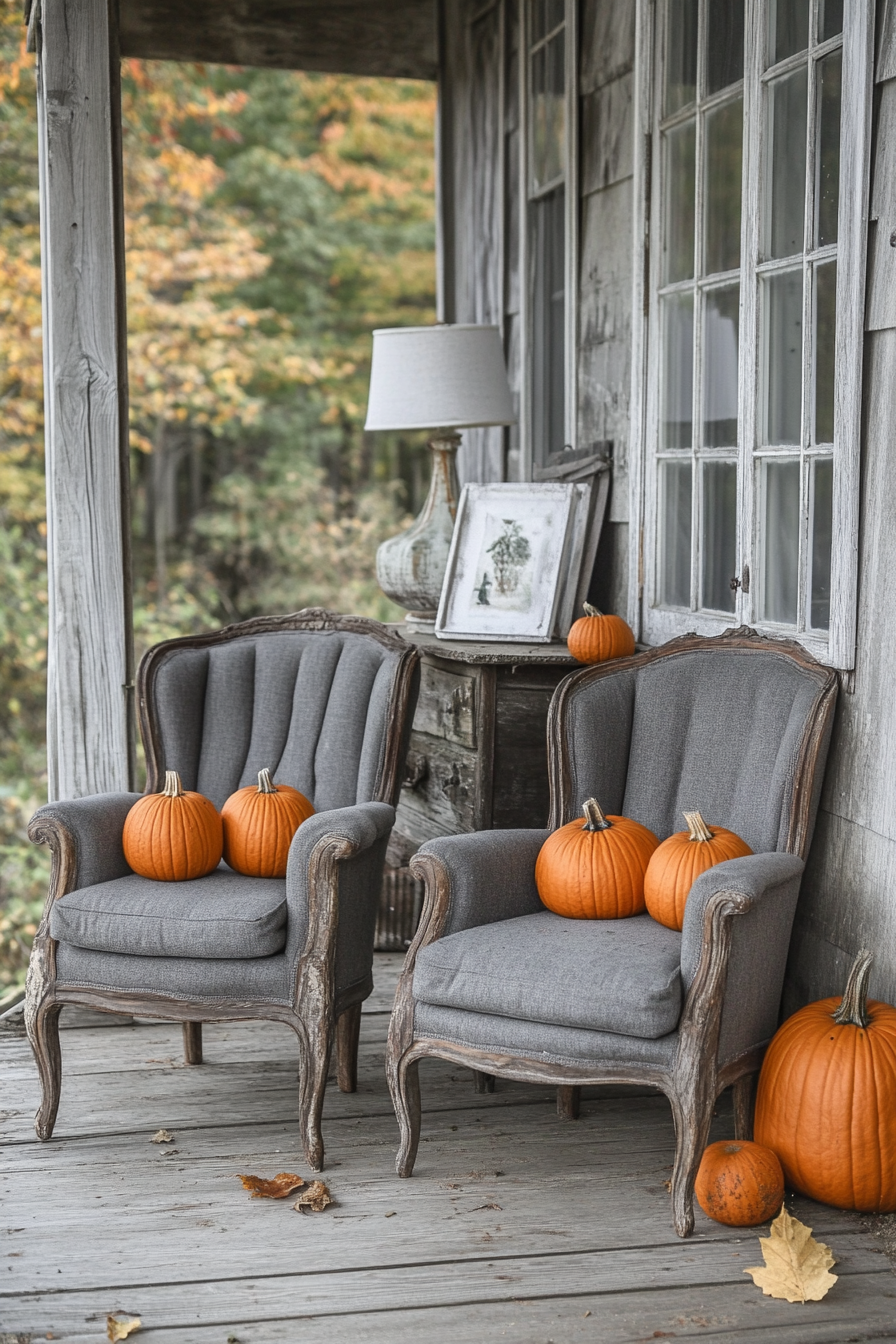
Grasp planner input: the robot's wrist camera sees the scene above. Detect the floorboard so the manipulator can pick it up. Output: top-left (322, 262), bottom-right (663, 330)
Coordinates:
top-left (1, 953), bottom-right (893, 1343)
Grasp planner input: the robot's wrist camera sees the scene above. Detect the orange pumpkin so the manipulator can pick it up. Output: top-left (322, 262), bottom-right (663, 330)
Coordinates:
top-left (566, 603), bottom-right (635, 665)
top-left (222, 768), bottom-right (314, 878)
top-left (695, 1140), bottom-right (784, 1227)
top-left (755, 949), bottom-right (896, 1213)
top-left (123, 770), bottom-right (223, 881)
top-left (644, 811), bottom-right (752, 932)
top-left (535, 798), bottom-right (659, 919)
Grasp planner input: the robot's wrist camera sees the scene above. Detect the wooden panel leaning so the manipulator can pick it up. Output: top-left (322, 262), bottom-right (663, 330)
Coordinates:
top-left (386, 628), bottom-right (838, 1237)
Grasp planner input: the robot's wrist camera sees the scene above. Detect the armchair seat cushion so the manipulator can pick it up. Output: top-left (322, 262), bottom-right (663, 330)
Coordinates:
top-left (50, 871), bottom-right (287, 960)
top-left (413, 911), bottom-right (683, 1039)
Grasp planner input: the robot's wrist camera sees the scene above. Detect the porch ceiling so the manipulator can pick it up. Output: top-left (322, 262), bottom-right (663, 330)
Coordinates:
top-left (118, 0), bottom-right (438, 80)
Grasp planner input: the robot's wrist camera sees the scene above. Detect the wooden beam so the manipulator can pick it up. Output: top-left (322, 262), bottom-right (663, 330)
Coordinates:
top-left (36, 0), bottom-right (135, 800)
top-left (118, 0), bottom-right (438, 81)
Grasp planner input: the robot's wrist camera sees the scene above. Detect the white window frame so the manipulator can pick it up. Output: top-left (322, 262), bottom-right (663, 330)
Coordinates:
top-left (629, 0), bottom-right (874, 668)
top-left (518, 0), bottom-right (579, 479)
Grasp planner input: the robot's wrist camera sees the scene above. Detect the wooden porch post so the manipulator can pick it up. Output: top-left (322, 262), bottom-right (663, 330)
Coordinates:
top-left (31, 0), bottom-right (135, 800)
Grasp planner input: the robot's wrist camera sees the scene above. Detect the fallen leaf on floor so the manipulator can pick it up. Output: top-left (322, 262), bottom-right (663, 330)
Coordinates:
top-left (384, 1210), bottom-right (397, 1217)
top-left (149, 1129), bottom-right (173, 1143)
top-left (237, 1172), bottom-right (305, 1199)
top-left (106, 1314), bottom-right (141, 1341)
top-left (294, 1180), bottom-right (332, 1212)
top-left (470, 1203), bottom-right (502, 1212)
top-left (161, 1149), bottom-right (179, 1157)
top-left (744, 1206), bottom-right (837, 1302)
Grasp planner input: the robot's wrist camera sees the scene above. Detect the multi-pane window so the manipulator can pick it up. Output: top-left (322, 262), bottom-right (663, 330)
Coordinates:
top-left (639, 0), bottom-right (871, 666)
top-left (524, 0), bottom-right (575, 469)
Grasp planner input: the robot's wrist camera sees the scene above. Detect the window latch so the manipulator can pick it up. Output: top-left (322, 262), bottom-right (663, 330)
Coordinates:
top-left (730, 566), bottom-right (750, 595)
top-left (729, 576), bottom-right (741, 592)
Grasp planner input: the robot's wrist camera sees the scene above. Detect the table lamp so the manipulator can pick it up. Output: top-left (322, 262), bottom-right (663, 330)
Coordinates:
top-left (365, 324), bottom-right (515, 625)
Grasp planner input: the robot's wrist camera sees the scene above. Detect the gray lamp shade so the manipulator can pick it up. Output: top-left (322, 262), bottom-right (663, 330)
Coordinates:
top-left (365, 324), bottom-right (515, 432)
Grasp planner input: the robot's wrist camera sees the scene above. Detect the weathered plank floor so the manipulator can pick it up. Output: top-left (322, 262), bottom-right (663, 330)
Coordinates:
top-left (1, 953), bottom-right (895, 1343)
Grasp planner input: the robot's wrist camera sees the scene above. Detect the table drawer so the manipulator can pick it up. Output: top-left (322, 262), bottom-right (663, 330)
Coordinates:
top-left (395, 732), bottom-right (478, 845)
top-left (413, 663), bottom-right (477, 747)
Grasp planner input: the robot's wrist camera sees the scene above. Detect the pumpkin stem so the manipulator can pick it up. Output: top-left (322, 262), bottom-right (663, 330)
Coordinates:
top-left (583, 602), bottom-right (604, 617)
top-left (684, 810), bottom-right (714, 843)
top-left (162, 770), bottom-right (184, 798)
top-left (582, 798), bottom-right (612, 832)
top-left (257, 768), bottom-right (278, 794)
top-left (832, 948), bottom-right (873, 1029)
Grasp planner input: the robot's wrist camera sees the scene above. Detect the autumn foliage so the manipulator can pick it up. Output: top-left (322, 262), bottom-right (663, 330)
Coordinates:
top-left (0, 0), bottom-right (436, 990)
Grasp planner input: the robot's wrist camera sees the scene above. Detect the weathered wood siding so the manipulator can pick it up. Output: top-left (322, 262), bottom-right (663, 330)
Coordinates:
top-left (36, 0), bottom-right (135, 801)
top-left (784, 9), bottom-right (896, 1012)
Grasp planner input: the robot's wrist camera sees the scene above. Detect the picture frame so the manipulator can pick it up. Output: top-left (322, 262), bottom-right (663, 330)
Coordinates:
top-left (435, 482), bottom-right (591, 642)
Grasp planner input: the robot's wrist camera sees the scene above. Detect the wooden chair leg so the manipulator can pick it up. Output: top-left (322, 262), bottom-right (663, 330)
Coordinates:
top-left (390, 1056), bottom-right (422, 1178)
top-left (296, 1017), bottom-right (333, 1173)
top-left (669, 1088), bottom-right (715, 1238)
top-left (472, 1069), bottom-right (495, 1093)
top-left (336, 1003), bottom-right (362, 1093)
top-left (557, 1084), bottom-right (580, 1120)
top-left (26, 999), bottom-right (62, 1141)
top-left (182, 1021), bottom-right (203, 1065)
top-left (732, 1074), bottom-right (755, 1140)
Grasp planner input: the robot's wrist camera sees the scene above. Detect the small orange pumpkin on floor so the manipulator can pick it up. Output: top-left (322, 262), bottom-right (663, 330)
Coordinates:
top-left (754, 949), bottom-right (896, 1213)
top-left (535, 797), bottom-right (659, 919)
top-left (695, 1139), bottom-right (784, 1227)
top-left (222, 768), bottom-right (314, 878)
top-left (123, 770), bottom-right (223, 881)
top-left (566, 603), bottom-right (635, 664)
top-left (644, 811), bottom-right (752, 931)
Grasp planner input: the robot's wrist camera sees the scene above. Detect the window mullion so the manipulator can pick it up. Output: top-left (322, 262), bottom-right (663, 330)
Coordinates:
top-left (738, 0), bottom-right (763, 629)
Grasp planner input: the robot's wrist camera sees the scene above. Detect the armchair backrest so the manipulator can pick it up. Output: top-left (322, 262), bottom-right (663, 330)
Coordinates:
top-left (549, 631), bottom-right (838, 856)
top-left (137, 611), bottom-right (419, 812)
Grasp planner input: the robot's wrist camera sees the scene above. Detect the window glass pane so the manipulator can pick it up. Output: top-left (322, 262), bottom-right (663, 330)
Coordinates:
top-left (767, 65), bottom-right (808, 259)
top-left (702, 462), bottom-right (738, 611)
top-left (665, 0), bottom-right (698, 114)
top-left (820, 0), bottom-right (843, 41)
top-left (770, 0), bottom-right (809, 63)
top-left (763, 269), bottom-right (803, 445)
top-left (661, 292), bottom-right (694, 450)
top-left (531, 32), bottom-right (565, 190)
top-left (660, 461), bottom-right (693, 606)
top-left (663, 120), bottom-right (696, 282)
top-left (760, 458), bottom-right (801, 623)
top-left (817, 48), bottom-right (841, 247)
top-left (707, 0), bottom-right (745, 94)
top-left (703, 284), bottom-right (739, 447)
top-left (531, 0), bottom-right (564, 44)
top-left (814, 260), bottom-right (836, 444)
top-left (705, 97), bottom-right (743, 275)
top-left (810, 458), bottom-right (833, 630)
top-left (532, 187), bottom-right (566, 463)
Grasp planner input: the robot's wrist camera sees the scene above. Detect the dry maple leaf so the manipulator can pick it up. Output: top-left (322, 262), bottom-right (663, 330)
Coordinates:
top-left (744, 1205), bottom-right (838, 1303)
top-left (149, 1129), bottom-right (173, 1143)
top-left (107, 1314), bottom-right (141, 1341)
top-left (293, 1180), bottom-right (332, 1212)
top-left (237, 1172), bottom-right (305, 1199)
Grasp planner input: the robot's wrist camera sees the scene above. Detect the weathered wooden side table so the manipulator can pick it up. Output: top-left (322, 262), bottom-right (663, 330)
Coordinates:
top-left (375, 630), bottom-right (576, 949)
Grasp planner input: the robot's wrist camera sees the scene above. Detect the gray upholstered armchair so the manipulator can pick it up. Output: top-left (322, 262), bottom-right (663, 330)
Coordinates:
top-left (26, 610), bottom-right (418, 1170)
top-left (387, 630), bottom-right (837, 1235)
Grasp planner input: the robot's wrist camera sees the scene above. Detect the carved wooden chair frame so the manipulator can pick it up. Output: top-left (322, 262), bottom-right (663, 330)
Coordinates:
top-left (27, 609), bottom-right (419, 1170)
top-left (387, 629), bottom-right (838, 1235)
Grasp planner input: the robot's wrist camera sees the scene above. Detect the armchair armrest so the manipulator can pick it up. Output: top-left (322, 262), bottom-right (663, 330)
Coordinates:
top-left (284, 802), bottom-right (395, 990)
top-left (409, 828), bottom-right (550, 943)
top-left (679, 851), bottom-right (804, 1067)
top-left (28, 793), bottom-right (143, 900)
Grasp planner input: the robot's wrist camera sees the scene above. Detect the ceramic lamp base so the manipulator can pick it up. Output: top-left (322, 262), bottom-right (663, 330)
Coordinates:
top-left (376, 434), bottom-right (460, 618)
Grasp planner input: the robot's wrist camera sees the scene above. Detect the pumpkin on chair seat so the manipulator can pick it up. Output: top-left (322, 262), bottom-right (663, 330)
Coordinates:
top-left (222, 768), bottom-right (314, 878)
top-left (644, 811), bottom-right (752, 932)
top-left (123, 770), bottom-right (223, 881)
top-left (535, 798), bottom-right (658, 919)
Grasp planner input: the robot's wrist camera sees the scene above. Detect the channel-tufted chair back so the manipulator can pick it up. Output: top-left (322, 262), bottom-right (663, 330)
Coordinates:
top-left (552, 637), bottom-right (835, 858)
top-left (138, 614), bottom-right (416, 812)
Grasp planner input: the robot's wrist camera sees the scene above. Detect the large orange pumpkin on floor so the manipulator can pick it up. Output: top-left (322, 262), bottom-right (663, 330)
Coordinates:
top-left (535, 798), bottom-right (659, 919)
top-left (755, 949), bottom-right (896, 1213)
top-left (695, 1139), bottom-right (784, 1226)
top-left (222, 768), bottom-right (314, 878)
top-left (566, 603), bottom-right (635, 665)
top-left (123, 770), bottom-right (223, 881)
top-left (644, 811), bottom-right (752, 931)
